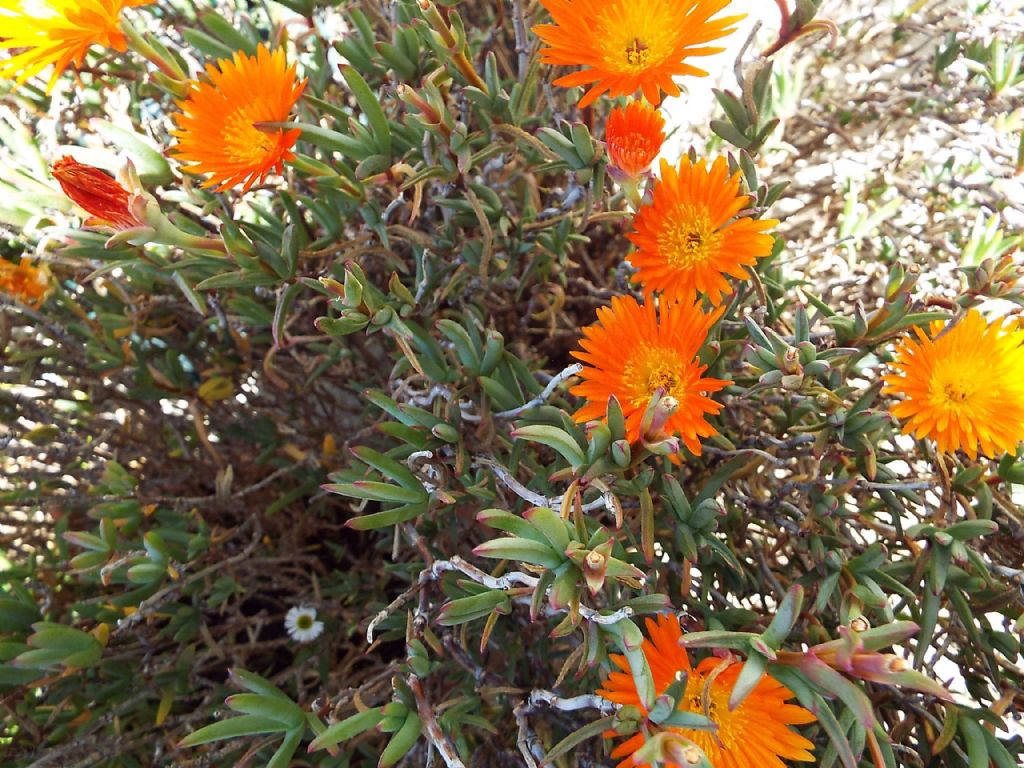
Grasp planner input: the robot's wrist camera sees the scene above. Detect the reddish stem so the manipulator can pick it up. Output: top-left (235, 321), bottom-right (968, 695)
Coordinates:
top-left (774, 0), bottom-right (792, 29)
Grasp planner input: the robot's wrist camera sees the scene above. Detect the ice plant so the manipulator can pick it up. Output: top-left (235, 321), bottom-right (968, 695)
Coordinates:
top-left (0, 257), bottom-right (50, 307)
top-left (0, 0), bottom-right (152, 92)
top-left (628, 156), bottom-right (778, 306)
top-left (51, 157), bottom-right (226, 252)
top-left (532, 0), bottom-right (743, 108)
top-left (52, 157), bottom-right (146, 230)
top-left (599, 615), bottom-right (816, 768)
top-left (606, 100), bottom-right (665, 180)
top-left (882, 309), bottom-right (1024, 459)
top-left (171, 44), bottom-right (307, 193)
top-left (570, 295), bottom-right (727, 453)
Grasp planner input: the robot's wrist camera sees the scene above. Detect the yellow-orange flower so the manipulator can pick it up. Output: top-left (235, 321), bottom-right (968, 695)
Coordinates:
top-left (570, 295), bottom-right (726, 453)
top-left (628, 157), bottom-right (777, 306)
top-left (52, 157), bottom-right (145, 230)
top-left (533, 0), bottom-right (743, 108)
top-left (598, 614), bottom-right (816, 768)
top-left (0, 0), bottom-right (151, 92)
top-left (606, 101), bottom-right (665, 180)
top-left (170, 44), bottom-right (306, 193)
top-left (0, 258), bottom-right (50, 307)
top-left (882, 310), bottom-right (1024, 459)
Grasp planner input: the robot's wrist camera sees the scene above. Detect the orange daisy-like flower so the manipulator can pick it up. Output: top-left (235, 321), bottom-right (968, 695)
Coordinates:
top-left (570, 295), bottom-right (726, 453)
top-left (628, 157), bottom-right (778, 306)
top-left (0, 0), bottom-right (152, 92)
top-left (52, 157), bottom-right (145, 230)
top-left (882, 310), bottom-right (1024, 460)
top-left (0, 258), bottom-right (51, 307)
top-left (533, 0), bottom-right (743, 108)
top-left (170, 44), bottom-right (306, 193)
top-left (606, 100), bottom-right (665, 180)
top-left (598, 615), bottom-right (816, 768)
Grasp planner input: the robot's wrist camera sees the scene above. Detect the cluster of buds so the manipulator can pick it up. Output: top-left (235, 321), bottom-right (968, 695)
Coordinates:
top-left (681, 587), bottom-right (951, 725)
top-left (776, 620), bottom-right (953, 704)
top-left (317, 262), bottom-right (416, 339)
top-left (473, 506), bottom-right (647, 617)
top-left (827, 262), bottom-right (922, 345)
top-left (743, 311), bottom-right (833, 395)
top-left (565, 538), bottom-right (645, 596)
top-left (965, 253), bottom-right (1024, 302)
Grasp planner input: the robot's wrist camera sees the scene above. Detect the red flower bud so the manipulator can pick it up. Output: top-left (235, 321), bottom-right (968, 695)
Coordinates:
top-left (606, 100), bottom-right (665, 180)
top-left (51, 157), bottom-right (145, 231)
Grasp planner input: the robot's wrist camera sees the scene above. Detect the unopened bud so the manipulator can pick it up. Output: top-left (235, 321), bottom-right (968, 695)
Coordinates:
top-left (782, 347), bottom-right (803, 374)
top-left (611, 439), bottom-right (632, 467)
top-left (644, 436), bottom-right (681, 456)
top-left (640, 389), bottom-right (679, 439)
top-left (320, 277), bottom-right (345, 296)
top-left (850, 616), bottom-right (870, 633)
top-left (781, 373), bottom-right (804, 391)
top-left (665, 741), bottom-right (704, 765)
top-left (431, 423), bottom-right (459, 443)
top-left (613, 705), bottom-right (643, 734)
top-left (975, 258), bottom-right (994, 287)
top-left (796, 341), bottom-right (817, 364)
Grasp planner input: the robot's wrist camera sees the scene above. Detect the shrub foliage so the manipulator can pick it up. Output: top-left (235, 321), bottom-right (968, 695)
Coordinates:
top-left (1, 1), bottom-right (1022, 767)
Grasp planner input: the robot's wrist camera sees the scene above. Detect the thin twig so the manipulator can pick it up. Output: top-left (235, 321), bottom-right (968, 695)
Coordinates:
top-left (514, 702), bottom-right (543, 768)
top-left (494, 363), bottom-right (582, 418)
top-left (474, 457), bottom-right (607, 513)
top-left (510, 0), bottom-right (530, 81)
top-left (528, 690), bottom-right (617, 714)
top-left (576, 605), bottom-right (634, 625)
top-left (410, 675), bottom-right (465, 768)
top-left (434, 556), bottom-right (540, 590)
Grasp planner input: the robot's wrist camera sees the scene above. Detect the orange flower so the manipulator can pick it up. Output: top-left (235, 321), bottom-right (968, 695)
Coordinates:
top-left (52, 157), bottom-right (145, 230)
top-left (0, 258), bottom-right (50, 307)
top-left (170, 44), bottom-right (306, 193)
top-left (533, 0), bottom-right (743, 108)
top-left (570, 295), bottom-right (726, 453)
top-left (882, 310), bottom-right (1024, 459)
top-left (628, 157), bottom-right (777, 306)
top-left (606, 101), bottom-right (665, 180)
top-left (598, 615), bottom-right (816, 768)
top-left (0, 0), bottom-right (152, 92)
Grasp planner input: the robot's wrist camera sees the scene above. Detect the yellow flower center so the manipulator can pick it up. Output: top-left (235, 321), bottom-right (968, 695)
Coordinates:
top-left (930, 364), bottom-right (980, 413)
top-left (598, 4), bottom-right (678, 74)
top-left (623, 345), bottom-right (686, 408)
top-left (942, 383), bottom-right (968, 403)
top-left (681, 672), bottom-right (741, 752)
top-left (224, 110), bottom-right (276, 167)
top-left (661, 206), bottom-right (723, 268)
top-left (687, 695), bottom-right (718, 717)
top-left (624, 37), bottom-right (650, 68)
top-left (296, 614), bottom-right (314, 630)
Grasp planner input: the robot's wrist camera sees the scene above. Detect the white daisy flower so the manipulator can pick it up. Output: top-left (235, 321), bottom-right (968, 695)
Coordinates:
top-left (284, 606), bottom-right (324, 643)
